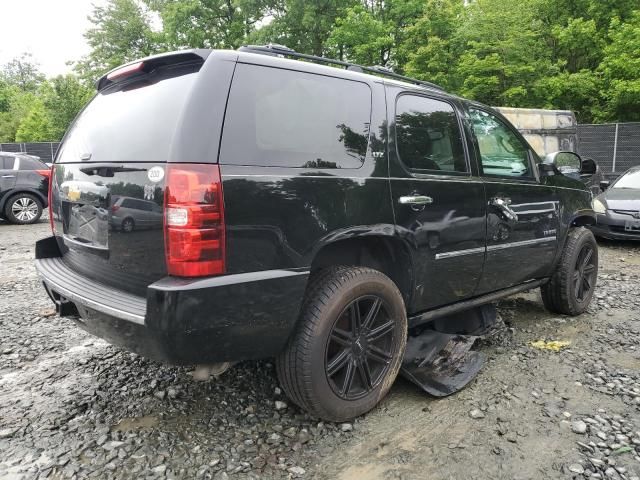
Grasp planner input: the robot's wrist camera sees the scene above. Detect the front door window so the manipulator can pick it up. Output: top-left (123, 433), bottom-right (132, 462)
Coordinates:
top-left (468, 108), bottom-right (531, 178)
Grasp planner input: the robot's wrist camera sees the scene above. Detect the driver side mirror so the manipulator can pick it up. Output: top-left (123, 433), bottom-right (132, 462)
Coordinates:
top-left (542, 151), bottom-right (590, 178)
top-left (544, 151), bottom-right (581, 171)
top-left (600, 180), bottom-right (610, 191)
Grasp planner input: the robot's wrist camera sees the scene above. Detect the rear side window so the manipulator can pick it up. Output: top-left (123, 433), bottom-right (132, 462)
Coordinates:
top-left (18, 157), bottom-right (47, 170)
top-left (56, 64), bottom-right (199, 164)
top-left (220, 64), bottom-right (371, 169)
top-left (1, 156), bottom-right (15, 169)
top-left (395, 95), bottom-right (467, 173)
top-left (121, 198), bottom-right (152, 211)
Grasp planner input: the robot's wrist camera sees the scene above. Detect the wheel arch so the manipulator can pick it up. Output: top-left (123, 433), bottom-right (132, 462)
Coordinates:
top-left (0, 188), bottom-right (47, 212)
top-left (570, 210), bottom-right (596, 227)
top-left (310, 234), bottom-right (414, 307)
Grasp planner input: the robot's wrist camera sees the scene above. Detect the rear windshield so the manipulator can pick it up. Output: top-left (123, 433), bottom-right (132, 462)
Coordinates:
top-left (56, 65), bottom-right (198, 164)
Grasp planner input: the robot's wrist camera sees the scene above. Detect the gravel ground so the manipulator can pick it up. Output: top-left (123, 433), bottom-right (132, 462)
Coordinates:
top-left (1, 216), bottom-right (639, 480)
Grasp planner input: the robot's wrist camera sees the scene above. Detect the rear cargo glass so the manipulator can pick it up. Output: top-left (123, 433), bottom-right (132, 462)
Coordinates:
top-left (56, 64), bottom-right (198, 164)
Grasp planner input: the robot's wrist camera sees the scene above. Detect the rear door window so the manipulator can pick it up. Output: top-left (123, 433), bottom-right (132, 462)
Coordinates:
top-left (1, 156), bottom-right (15, 169)
top-left (395, 95), bottom-right (467, 173)
top-left (220, 63), bottom-right (372, 169)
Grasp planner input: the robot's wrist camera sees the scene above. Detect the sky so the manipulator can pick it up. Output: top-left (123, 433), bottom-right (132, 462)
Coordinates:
top-left (0, 0), bottom-right (105, 76)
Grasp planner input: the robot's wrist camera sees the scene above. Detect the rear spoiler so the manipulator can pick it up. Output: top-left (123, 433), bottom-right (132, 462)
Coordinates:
top-left (96, 49), bottom-right (212, 91)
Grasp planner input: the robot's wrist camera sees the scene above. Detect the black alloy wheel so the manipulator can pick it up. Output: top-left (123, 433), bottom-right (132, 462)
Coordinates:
top-left (276, 266), bottom-right (407, 421)
top-left (541, 227), bottom-right (598, 316)
top-left (325, 295), bottom-right (395, 401)
top-left (574, 244), bottom-right (596, 302)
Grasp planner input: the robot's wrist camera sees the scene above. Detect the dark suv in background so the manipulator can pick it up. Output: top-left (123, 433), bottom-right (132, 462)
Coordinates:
top-left (35, 46), bottom-right (598, 421)
top-left (0, 152), bottom-right (50, 224)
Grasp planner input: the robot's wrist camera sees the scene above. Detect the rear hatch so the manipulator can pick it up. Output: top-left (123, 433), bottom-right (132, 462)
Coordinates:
top-left (50, 53), bottom-right (208, 296)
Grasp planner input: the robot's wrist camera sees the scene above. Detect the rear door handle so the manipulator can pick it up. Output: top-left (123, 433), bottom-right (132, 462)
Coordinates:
top-left (399, 195), bottom-right (433, 206)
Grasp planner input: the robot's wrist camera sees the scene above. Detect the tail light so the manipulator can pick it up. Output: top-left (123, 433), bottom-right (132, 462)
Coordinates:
top-left (48, 166), bottom-right (55, 234)
top-left (164, 164), bottom-right (225, 277)
top-left (36, 169), bottom-right (51, 178)
top-left (111, 205), bottom-right (120, 213)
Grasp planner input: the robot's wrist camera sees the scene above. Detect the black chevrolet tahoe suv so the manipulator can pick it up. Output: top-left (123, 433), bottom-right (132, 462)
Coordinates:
top-left (35, 46), bottom-right (598, 421)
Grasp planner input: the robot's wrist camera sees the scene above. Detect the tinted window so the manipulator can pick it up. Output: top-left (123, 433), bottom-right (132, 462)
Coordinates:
top-left (1, 156), bottom-right (14, 169)
top-left (56, 65), bottom-right (199, 164)
top-left (121, 198), bottom-right (152, 210)
top-left (469, 107), bottom-right (531, 178)
top-left (220, 64), bottom-right (371, 169)
top-left (18, 157), bottom-right (47, 170)
top-left (395, 95), bottom-right (466, 173)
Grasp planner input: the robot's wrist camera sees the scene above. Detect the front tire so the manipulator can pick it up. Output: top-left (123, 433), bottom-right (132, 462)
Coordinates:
top-left (4, 193), bottom-right (43, 225)
top-left (121, 217), bottom-right (135, 232)
top-left (541, 227), bottom-right (598, 315)
top-left (276, 266), bottom-right (407, 422)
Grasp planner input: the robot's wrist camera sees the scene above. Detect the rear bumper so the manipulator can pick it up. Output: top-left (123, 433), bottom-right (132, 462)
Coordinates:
top-left (35, 236), bottom-right (309, 364)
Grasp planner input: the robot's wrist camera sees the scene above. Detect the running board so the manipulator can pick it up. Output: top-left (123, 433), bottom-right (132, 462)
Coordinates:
top-left (407, 279), bottom-right (547, 329)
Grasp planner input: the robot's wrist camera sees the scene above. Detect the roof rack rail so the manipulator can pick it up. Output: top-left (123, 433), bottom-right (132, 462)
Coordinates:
top-left (237, 44), bottom-right (445, 91)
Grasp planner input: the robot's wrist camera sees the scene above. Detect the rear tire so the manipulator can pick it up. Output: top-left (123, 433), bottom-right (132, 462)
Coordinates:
top-left (276, 266), bottom-right (407, 422)
top-left (541, 227), bottom-right (598, 315)
top-left (4, 193), bottom-right (43, 225)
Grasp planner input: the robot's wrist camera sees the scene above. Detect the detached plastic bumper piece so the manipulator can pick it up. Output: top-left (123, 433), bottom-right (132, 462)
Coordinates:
top-left (401, 304), bottom-right (496, 397)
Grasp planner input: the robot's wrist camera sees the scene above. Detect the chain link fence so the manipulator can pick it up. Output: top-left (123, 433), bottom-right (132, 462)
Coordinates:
top-left (578, 123), bottom-right (640, 179)
top-left (0, 142), bottom-right (60, 163)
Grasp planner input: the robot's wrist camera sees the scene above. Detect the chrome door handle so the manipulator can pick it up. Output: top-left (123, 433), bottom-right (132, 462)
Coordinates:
top-left (1, 175), bottom-right (15, 178)
top-left (490, 197), bottom-right (518, 222)
top-left (399, 195), bottom-right (433, 206)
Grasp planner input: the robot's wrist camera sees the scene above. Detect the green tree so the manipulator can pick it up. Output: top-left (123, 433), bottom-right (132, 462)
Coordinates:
top-left (454, 0), bottom-right (552, 107)
top-left (0, 53), bottom-right (45, 92)
top-left (327, 3), bottom-right (392, 64)
top-left (401, 0), bottom-right (464, 90)
top-left (327, 0), bottom-right (424, 67)
top-left (0, 89), bottom-right (34, 142)
top-left (151, 0), bottom-right (272, 50)
top-left (74, 0), bottom-right (160, 82)
top-left (253, 0), bottom-right (356, 56)
top-left (15, 98), bottom-right (54, 142)
top-left (42, 75), bottom-right (94, 140)
top-left (597, 11), bottom-right (640, 121)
